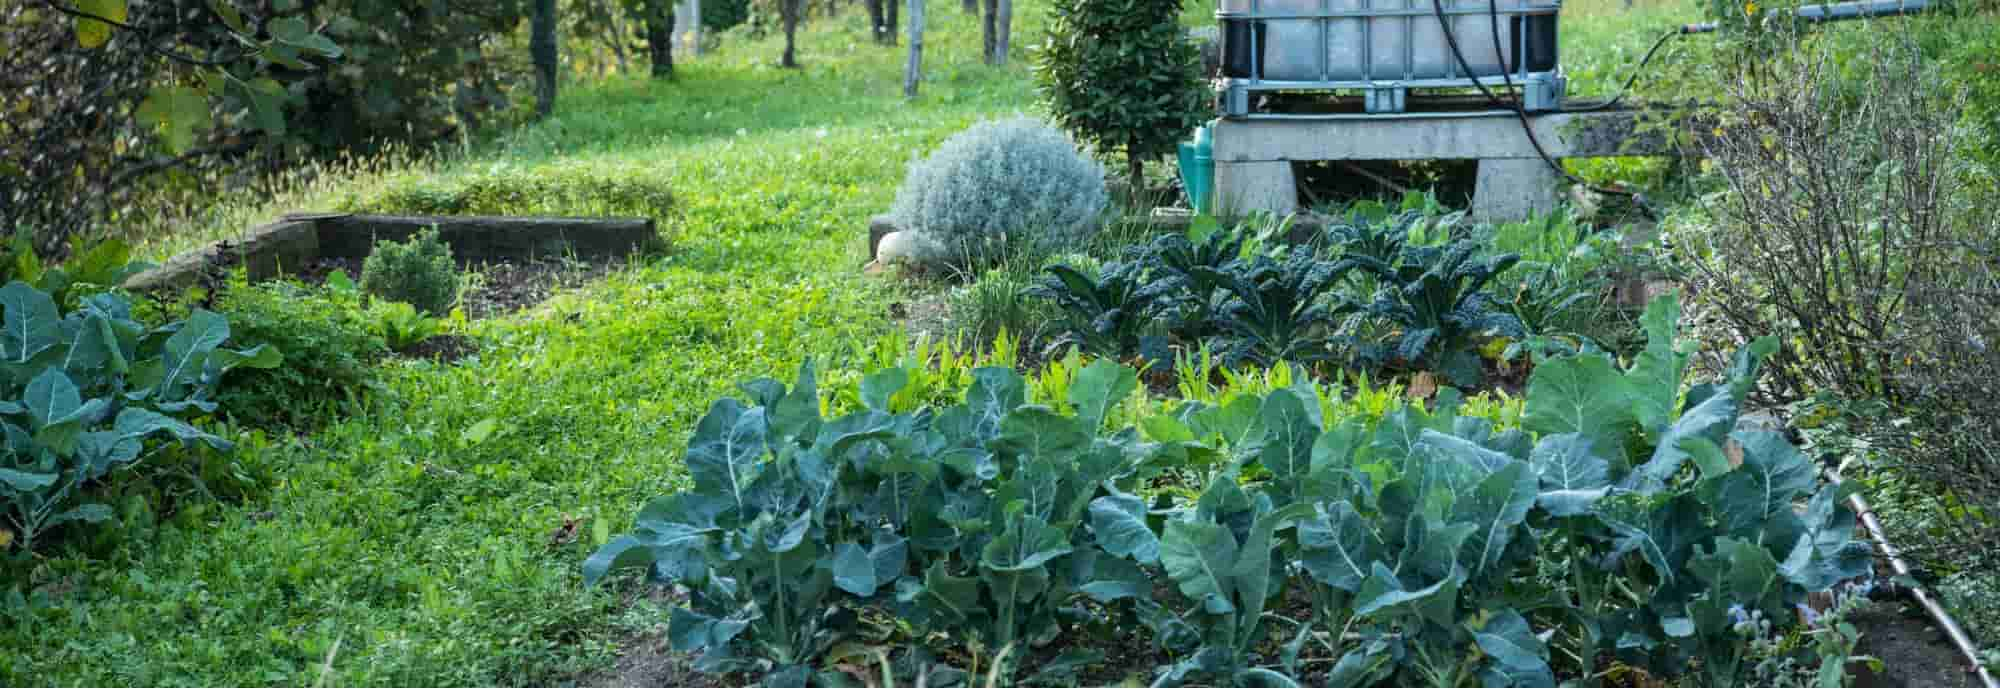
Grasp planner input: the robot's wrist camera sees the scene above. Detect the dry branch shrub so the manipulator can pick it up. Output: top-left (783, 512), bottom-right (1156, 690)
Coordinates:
top-left (1683, 34), bottom-right (1970, 404)
top-left (1683, 32), bottom-right (2000, 566)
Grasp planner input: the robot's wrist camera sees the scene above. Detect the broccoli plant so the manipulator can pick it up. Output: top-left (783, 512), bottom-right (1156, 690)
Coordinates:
top-left (1, 283), bottom-right (278, 551)
top-left (588, 359), bottom-right (1159, 687)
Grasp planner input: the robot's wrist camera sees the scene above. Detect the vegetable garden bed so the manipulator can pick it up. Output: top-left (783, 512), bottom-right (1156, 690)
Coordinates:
top-left (580, 290), bottom-right (1940, 688)
top-left (122, 212), bottom-right (659, 297)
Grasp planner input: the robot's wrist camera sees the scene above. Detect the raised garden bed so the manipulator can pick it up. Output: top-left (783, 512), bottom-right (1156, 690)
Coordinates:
top-left (124, 212), bottom-right (660, 297)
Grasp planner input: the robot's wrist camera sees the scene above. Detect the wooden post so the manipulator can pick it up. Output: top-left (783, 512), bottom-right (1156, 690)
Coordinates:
top-left (867, 0), bottom-right (888, 42)
top-left (679, 0), bottom-right (703, 55)
top-left (531, 0), bottom-right (558, 118)
top-left (885, 0), bottom-right (899, 44)
top-left (993, 0), bottom-right (1009, 65)
top-left (981, 0), bottom-right (996, 64)
top-left (643, 0), bottom-right (674, 77)
top-left (904, 0), bottom-right (924, 97)
top-left (781, 0), bottom-right (801, 67)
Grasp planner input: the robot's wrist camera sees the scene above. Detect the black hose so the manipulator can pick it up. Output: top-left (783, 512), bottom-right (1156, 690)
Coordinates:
top-left (1432, 0), bottom-right (1660, 220)
top-left (1561, 28), bottom-right (1682, 112)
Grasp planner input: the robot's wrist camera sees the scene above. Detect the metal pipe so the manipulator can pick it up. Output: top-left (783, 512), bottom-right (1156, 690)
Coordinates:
top-left (1827, 459), bottom-right (1999, 689)
top-left (1680, 0), bottom-right (1934, 34)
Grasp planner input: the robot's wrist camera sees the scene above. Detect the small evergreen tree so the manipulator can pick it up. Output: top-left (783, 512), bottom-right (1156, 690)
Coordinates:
top-left (361, 227), bottom-right (462, 316)
top-left (1034, 0), bottom-right (1210, 199)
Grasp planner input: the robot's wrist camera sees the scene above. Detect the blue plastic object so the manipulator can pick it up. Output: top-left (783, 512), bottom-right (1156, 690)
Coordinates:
top-left (1177, 122), bottom-right (1215, 214)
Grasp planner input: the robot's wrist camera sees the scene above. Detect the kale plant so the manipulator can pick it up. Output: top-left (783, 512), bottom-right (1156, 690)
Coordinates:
top-left (1027, 260), bottom-right (1171, 361)
top-left (1343, 236), bottom-right (1524, 387)
top-left (1203, 249), bottom-right (1353, 366)
top-left (1141, 226), bottom-right (1249, 339)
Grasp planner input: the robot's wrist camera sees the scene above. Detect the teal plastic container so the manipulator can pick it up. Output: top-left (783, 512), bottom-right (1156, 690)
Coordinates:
top-left (1177, 122), bottom-right (1215, 214)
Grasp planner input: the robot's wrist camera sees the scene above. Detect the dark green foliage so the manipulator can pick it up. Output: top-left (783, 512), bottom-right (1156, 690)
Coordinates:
top-left (1030, 227), bottom-right (1353, 368)
top-left (596, 293), bottom-right (1872, 688)
top-left (1034, 0), bottom-right (1211, 188)
top-left (211, 278), bottom-right (388, 432)
top-left (1203, 249), bottom-right (1352, 366)
top-left (281, 1), bottom-right (528, 152)
top-left (1027, 260), bottom-right (1170, 360)
top-left (0, 234), bottom-right (152, 314)
top-left (1323, 210), bottom-right (1423, 272)
top-left (360, 228), bottom-right (462, 316)
top-left (1143, 224), bottom-right (1249, 338)
top-left (1, 1), bottom-right (340, 250)
top-left (588, 359), bottom-right (1156, 686)
top-left (1021, 207), bottom-right (1532, 379)
top-left (1342, 236), bottom-right (1524, 387)
top-left (0, 282), bottom-right (278, 552)
top-left (702, 0), bottom-right (752, 32)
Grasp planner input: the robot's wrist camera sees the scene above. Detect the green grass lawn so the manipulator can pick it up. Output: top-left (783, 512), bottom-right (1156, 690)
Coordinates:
top-left (6, 7), bottom-right (1035, 686)
top-left (4, 0), bottom-right (1716, 686)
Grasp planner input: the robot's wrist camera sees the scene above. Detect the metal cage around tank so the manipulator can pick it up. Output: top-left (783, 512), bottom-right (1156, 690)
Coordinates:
top-left (1217, 0), bottom-right (1565, 116)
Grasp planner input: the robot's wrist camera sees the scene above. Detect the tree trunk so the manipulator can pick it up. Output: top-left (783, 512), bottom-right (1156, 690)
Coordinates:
top-left (904, 0), bottom-right (924, 97)
top-left (992, 0), bottom-right (1009, 65)
top-left (1127, 144), bottom-right (1145, 209)
top-left (781, 0), bottom-right (801, 67)
top-left (981, 0), bottom-right (996, 64)
top-left (607, 4), bottom-right (631, 74)
top-left (885, 0), bottom-right (899, 45)
top-left (867, 0), bottom-right (887, 43)
top-left (644, 0), bottom-right (675, 78)
top-left (531, 0), bottom-right (558, 118)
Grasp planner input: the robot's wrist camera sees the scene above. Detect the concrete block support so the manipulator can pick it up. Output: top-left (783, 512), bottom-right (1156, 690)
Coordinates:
top-left (1472, 158), bottom-right (1563, 223)
top-left (1206, 109), bottom-right (1671, 222)
top-left (1213, 160), bottom-right (1297, 217)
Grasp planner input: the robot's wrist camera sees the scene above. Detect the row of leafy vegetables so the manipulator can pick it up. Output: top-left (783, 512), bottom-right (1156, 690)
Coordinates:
top-left (586, 294), bottom-right (1874, 687)
top-left (1029, 210), bottom-right (1578, 388)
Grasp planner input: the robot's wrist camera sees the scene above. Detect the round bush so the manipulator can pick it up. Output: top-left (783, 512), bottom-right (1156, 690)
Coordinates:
top-left (890, 119), bottom-right (1110, 265)
top-left (361, 227), bottom-right (461, 315)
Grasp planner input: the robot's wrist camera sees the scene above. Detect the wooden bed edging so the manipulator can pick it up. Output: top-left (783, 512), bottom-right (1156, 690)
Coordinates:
top-left (124, 212), bottom-right (659, 293)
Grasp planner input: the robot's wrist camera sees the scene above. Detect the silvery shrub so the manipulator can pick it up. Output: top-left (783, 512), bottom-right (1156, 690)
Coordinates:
top-left (891, 118), bottom-right (1109, 267)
